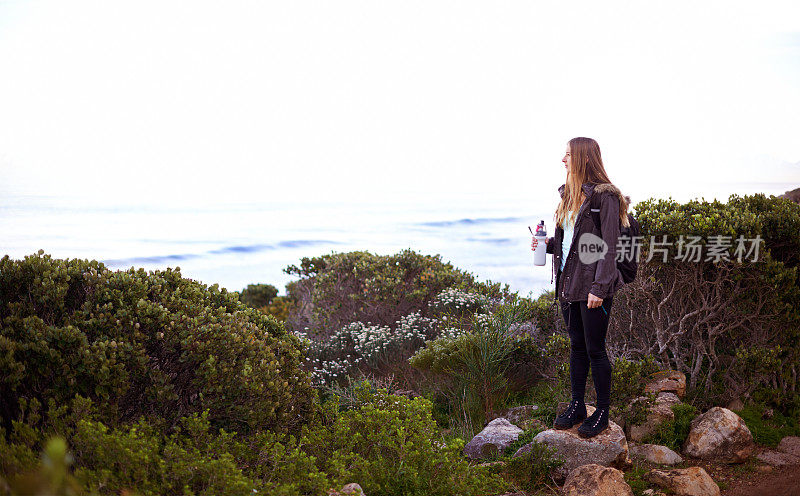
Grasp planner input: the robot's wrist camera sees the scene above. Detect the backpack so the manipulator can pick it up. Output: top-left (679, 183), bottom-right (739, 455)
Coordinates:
top-left (588, 192), bottom-right (641, 284)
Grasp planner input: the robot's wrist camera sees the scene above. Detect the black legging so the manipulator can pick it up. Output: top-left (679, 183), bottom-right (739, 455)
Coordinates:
top-left (561, 296), bottom-right (614, 410)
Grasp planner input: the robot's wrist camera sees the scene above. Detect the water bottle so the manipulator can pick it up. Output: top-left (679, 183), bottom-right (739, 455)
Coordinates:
top-left (533, 220), bottom-right (547, 266)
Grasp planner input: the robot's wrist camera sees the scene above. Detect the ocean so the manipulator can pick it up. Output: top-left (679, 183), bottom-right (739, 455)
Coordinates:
top-left (1, 181), bottom-right (795, 298)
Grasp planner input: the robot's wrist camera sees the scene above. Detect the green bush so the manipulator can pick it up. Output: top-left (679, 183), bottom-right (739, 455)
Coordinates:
top-left (611, 356), bottom-right (660, 425)
top-left (0, 396), bottom-right (277, 496)
top-left (410, 296), bottom-right (541, 433)
top-left (0, 252), bottom-right (316, 436)
top-left (260, 295), bottom-right (296, 322)
top-left (238, 283), bottom-right (279, 309)
top-left (5, 386), bottom-right (508, 495)
top-left (734, 403), bottom-right (800, 447)
top-left (610, 193), bottom-right (800, 414)
top-left (527, 290), bottom-right (559, 337)
top-left (300, 383), bottom-right (509, 496)
top-left (284, 249), bottom-right (509, 337)
top-left (642, 403), bottom-right (699, 453)
top-left (502, 441), bottom-right (563, 492)
top-left (623, 462), bottom-right (651, 496)
top-left (306, 311), bottom-right (436, 386)
top-left (727, 193), bottom-right (800, 268)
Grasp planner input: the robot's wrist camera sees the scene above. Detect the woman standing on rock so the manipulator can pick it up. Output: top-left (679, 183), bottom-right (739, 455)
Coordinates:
top-left (530, 137), bottom-right (631, 438)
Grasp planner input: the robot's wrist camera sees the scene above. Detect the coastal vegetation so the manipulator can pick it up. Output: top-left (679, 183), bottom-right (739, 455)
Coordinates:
top-left (1, 192), bottom-right (799, 495)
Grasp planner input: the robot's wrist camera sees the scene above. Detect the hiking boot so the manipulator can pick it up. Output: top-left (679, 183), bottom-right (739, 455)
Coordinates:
top-left (578, 407), bottom-right (609, 438)
top-left (553, 399), bottom-right (587, 430)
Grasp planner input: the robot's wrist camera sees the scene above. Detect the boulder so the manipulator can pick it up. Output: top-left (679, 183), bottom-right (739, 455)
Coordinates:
top-left (463, 418), bottom-right (523, 460)
top-left (629, 443), bottom-right (684, 465)
top-left (644, 467), bottom-right (720, 496)
top-left (628, 392), bottom-right (681, 442)
top-left (514, 406), bottom-right (630, 479)
top-left (682, 407), bottom-right (754, 463)
top-left (644, 370), bottom-right (686, 398)
top-left (562, 463), bottom-right (633, 496)
top-left (778, 436), bottom-right (800, 457)
top-left (490, 404), bottom-right (544, 431)
top-left (756, 449), bottom-right (800, 466)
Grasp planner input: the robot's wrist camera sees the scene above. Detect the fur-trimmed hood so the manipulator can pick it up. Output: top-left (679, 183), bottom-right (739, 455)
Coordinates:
top-left (558, 182), bottom-right (631, 216)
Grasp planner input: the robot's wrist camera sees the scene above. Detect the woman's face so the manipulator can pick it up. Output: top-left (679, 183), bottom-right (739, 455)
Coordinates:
top-left (562, 145), bottom-right (572, 177)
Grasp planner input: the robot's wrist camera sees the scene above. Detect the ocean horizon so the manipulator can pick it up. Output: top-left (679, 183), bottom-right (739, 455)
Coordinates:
top-left (2, 180), bottom-right (796, 298)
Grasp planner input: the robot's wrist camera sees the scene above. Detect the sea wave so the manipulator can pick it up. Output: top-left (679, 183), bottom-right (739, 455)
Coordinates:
top-left (104, 239), bottom-right (339, 267)
top-left (418, 216), bottom-right (524, 228)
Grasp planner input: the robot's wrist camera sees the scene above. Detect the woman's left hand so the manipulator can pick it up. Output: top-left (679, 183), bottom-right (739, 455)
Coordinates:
top-left (587, 293), bottom-right (604, 309)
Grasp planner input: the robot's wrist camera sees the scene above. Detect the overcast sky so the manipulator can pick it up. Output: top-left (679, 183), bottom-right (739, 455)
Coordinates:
top-left (1, 0), bottom-right (798, 208)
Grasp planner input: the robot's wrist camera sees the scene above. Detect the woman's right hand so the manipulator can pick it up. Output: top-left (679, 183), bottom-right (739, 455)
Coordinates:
top-left (531, 237), bottom-right (550, 251)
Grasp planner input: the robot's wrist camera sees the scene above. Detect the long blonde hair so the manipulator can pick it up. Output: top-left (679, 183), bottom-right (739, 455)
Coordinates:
top-left (555, 137), bottom-right (620, 228)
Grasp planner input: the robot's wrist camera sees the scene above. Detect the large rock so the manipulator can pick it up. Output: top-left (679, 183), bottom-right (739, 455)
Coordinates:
top-left (490, 404), bottom-right (544, 431)
top-left (513, 406), bottom-right (630, 479)
top-left (644, 467), bottom-right (720, 496)
top-left (778, 436), bottom-right (800, 457)
top-left (463, 418), bottom-right (523, 460)
top-left (683, 407), bottom-right (754, 463)
top-left (628, 392), bottom-right (682, 442)
top-left (629, 443), bottom-right (684, 465)
top-left (644, 370), bottom-right (686, 398)
top-left (562, 464), bottom-right (633, 496)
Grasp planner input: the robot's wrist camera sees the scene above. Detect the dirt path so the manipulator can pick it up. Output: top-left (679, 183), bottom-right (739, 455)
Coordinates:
top-left (721, 463), bottom-right (800, 496)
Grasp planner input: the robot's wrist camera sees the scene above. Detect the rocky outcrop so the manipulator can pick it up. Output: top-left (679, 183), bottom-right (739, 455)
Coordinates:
top-left (562, 464), bottom-right (633, 496)
top-left (514, 406), bottom-right (630, 479)
top-left (682, 407), bottom-right (754, 463)
top-left (629, 443), bottom-right (684, 465)
top-left (644, 467), bottom-right (720, 496)
top-left (463, 418), bottom-right (523, 460)
top-left (628, 392), bottom-right (681, 442)
top-left (644, 370), bottom-right (687, 398)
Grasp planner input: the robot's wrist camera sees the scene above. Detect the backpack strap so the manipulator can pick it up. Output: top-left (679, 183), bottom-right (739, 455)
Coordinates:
top-left (589, 191), bottom-right (602, 230)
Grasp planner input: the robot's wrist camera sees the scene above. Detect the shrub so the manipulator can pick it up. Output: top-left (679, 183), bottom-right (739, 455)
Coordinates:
top-left (238, 283), bottom-right (279, 309)
top-left (727, 193), bottom-right (800, 269)
top-left (307, 311), bottom-right (436, 386)
top-left (283, 249), bottom-right (509, 337)
top-left (642, 403), bottom-right (698, 453)
top-left (430, 288), bottom-right (489, 315)
top-left (301, 383), bottom-right (509, 496)
top-left (611, 356), bottom-right (661, 425)
top-left (734, 403), bottom-right (800, 447)
top-left (260, 295), bottom-right (296, 322)
top-left (0, 252), bottom-right (316, 436)
top-left (527, 290), bottom-right (559, 337)
top-left (608, 193), bottom-right (800, 413)
top-left (0, 396), bottom-right (283, 496)
top-left (410, 296), bottom-right (541, 432)
top-left (502, 441), bottom-right (563, 492)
